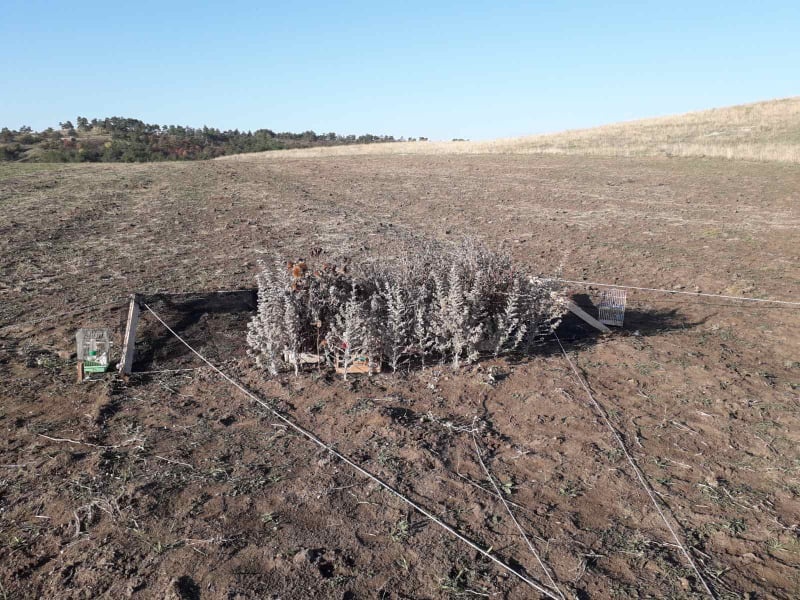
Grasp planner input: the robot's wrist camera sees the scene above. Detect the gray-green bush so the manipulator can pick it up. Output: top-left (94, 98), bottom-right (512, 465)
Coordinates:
top-left (246, 239), bottom-right (567, 378)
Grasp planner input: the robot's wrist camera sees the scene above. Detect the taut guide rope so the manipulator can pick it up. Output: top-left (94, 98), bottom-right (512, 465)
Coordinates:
top-left (553, 330), bottom-right (716, 599)
top-left (552, 278), bottom-right (800, 307)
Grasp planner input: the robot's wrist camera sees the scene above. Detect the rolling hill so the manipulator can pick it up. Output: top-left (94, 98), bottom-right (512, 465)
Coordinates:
top-left (223, 96), bottom-right (800, 163)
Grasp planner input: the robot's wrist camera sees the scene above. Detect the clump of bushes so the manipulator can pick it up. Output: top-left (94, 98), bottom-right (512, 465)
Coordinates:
top-left (247, 239), bottom-right (566, 378)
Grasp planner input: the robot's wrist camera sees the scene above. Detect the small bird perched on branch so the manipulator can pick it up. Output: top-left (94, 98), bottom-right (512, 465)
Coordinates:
top-left (286, 260), bottom-right (308, 279)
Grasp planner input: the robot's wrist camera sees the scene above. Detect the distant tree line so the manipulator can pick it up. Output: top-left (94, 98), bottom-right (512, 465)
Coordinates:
top-left (0, 117), bottom-right (414, 162)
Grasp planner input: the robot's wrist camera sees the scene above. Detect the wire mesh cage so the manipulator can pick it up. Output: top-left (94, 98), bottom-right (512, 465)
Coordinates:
top-left (76, 328), bottom-right (112, 373)
top-left (598, 289), bottom-right (627, 327)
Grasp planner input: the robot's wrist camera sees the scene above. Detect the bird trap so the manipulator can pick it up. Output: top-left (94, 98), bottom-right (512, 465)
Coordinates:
top-left (76, 328), bottom-right (112, 374)
top-left (598, 289), bottom-right (627, 327)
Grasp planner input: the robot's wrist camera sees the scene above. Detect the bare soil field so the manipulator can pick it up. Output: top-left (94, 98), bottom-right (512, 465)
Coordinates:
top-left (1, 154), bottom-right (799, 599)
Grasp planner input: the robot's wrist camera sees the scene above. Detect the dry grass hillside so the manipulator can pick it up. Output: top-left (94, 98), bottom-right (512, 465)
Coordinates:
top-left (222, 96), bottom-right (800, 163)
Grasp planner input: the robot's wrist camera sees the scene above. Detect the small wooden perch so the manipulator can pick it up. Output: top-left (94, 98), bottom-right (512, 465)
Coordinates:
top-left (566, 300), bottom-right (611, 333)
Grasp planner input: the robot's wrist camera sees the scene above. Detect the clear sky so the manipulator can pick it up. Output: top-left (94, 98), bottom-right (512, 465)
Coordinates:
top-left (2, 1), bottom-right (798, 140)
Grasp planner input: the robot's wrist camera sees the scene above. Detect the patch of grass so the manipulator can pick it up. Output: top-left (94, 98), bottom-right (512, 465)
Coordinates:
top-left (766, 538), bottom-right (800, 554)
top-left (603, 447), bottom-right (625, 463)
top-left (390, 518), bottom-right (409, 542)
top-left (307, 400), bottom-right (325, 414)
top-left (448, 505), bottom-right (468, 522)
top-left (261, 511), bottom-right (280, 533)
top-left (374, 440), bottom-right (401, 472)
top-left (486, 513), bottom-right (503, 531)
top-left (438, 567), bottom-right (488, 597)
top-left (765, 538), bottom-right (785, 552)
top-left (439, 569), bottom-right (468, 594)
top-left (721, 518), bottom-right (747, 536)
top-left (635, 362), bottom-right (654, 376)
top-left (395, 556), bottom-right (410, 572)
top-left (6, 535), bottom-right (29, 552)
top-left (652, 456), bottom-right (670, 469)
top-left (753, 419), bottom-right (781, 434)
top-left (716, 327), bottom-right (739, 342)
top-left (146, 537), bottom-right (182, 555)
top-left (559, 480), bottom-right (583, 498)
top-left (784, 481), bottom-right (800, 497)
top-left (326, 574), bottom-right (351, 587)
top-left (346, 398), bottom-right (375, 414)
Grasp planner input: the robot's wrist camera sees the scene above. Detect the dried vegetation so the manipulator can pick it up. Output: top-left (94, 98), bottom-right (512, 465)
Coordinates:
top-left (247, 239), bottom-right (567, 377)
top-left (221, 96), bottom-right (800, 163)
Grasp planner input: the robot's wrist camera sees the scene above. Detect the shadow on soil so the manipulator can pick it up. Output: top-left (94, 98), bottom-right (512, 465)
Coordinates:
top-left (541, 292), bottom-right (707, 354)
top-left (130, 290), bottom-right (704, 372)
top-left (132, 290), bottom-right (256, 371)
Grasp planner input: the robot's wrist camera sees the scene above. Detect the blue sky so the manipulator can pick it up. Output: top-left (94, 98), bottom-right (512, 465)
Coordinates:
top-left (2, 1), bottom-right (798, 140)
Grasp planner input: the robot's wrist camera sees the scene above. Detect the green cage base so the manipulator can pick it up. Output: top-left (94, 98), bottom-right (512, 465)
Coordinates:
top-left (83, 362), bottom-right (108, 373)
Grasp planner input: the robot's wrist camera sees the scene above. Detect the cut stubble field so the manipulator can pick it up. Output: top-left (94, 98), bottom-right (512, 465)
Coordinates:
top-left (0, 153), bottom-right (799, 599)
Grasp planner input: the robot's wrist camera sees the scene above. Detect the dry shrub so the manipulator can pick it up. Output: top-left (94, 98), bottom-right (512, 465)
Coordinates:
top-left (247, 239), bottom-right (566, 378)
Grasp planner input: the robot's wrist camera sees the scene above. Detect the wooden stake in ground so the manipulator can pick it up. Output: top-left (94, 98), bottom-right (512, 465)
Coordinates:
top-left (118, 294), bottom-right (141, 375)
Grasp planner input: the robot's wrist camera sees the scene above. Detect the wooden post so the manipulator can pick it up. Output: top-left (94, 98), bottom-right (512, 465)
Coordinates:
top-left (76, 361), bottom-right (84, 383)
top-left (118, 294), bottom-right (141, 375)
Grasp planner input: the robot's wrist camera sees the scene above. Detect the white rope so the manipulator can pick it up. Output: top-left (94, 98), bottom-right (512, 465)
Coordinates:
top-left (471, 429), bottom-right (566, 600)
top-left (130, 367), bottom-right (206, 375)
top-left (142, 302), bottom-right (560, 600)
top-left (552, 331), bottom-right (716, 599)
top-left (551, 278), bottom-right (800, 307)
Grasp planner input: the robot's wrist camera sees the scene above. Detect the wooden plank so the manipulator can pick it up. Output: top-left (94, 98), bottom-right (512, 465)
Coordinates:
top-left (335, 362), bottom-right (372, 375)
top-left (334, 354), bottom-right (379, 375)
top-left (566, 300), bottom-right (611, 334)
top-left (118, 294), bottom-right (141, 375)
top-left (283, 350), bottom-right (322, 365)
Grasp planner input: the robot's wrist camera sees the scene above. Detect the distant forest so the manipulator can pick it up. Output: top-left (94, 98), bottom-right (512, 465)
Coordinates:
top-left (0, 117), bottom-right (420, 162)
